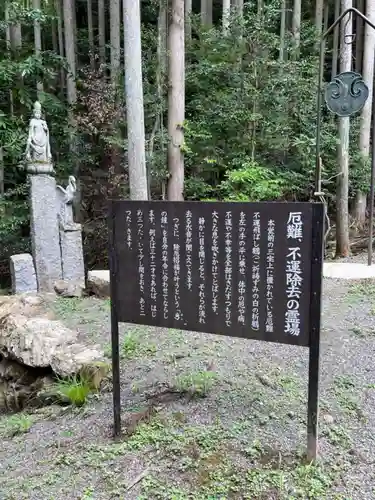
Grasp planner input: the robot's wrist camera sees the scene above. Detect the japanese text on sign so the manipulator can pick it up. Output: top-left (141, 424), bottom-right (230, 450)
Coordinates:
top-left (285, 212), bottom-right (304, 336)
top-left (113, 201), bottom-right (318, 348)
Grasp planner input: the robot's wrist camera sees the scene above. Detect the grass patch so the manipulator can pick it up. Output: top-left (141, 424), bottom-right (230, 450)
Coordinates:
top-left (140, 455), bottom-right (335, 499)
top-left (51, 297), bottom-right (110, 325)
top-left (54, 375), bottom-right (93, 406)
top-left (52, 297), bottom-right (85, 319)
top-left (334, 375), bottom-right (356, 390)
top-left (349, 326), bottom-right (366, 337)
top-left (174, 370), bottom-right (218, 397)
top-left (322, 425), bottom-right (352, 448)
top-left (336, 393), bottom-right (363, 417)
top-left (0, 412), bottom-right (34, 438)
top-left (349, 325), bottom-right (375, 337)
top-left (127, 415), bottom-right (336, 500)
top-left (332, 376), bottom-right (365, 420)
top-left (104, 328), bottom-right (156, 360)
top-left (125, 414), bottom-right (224, 457)
top-left (80, 488), bottom-right (95, 500)
top-left (348, 281), bottom-right (375, 299)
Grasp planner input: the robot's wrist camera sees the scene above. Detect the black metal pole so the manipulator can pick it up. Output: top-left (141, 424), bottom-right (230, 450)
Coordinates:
top-left (315, 8), bottom-right (375, 197)
top-left (368, 72), bottom-right (375, 266)
top-left (108, 202), bottom-right (122, 438)
top-left (307, 203), bottom-right (324, 462)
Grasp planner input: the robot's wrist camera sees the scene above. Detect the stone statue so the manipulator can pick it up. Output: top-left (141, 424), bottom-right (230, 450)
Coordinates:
top-left (25, 101), bottom-right (52, 164)
top-left (56, 176), bottom-right (78, 229)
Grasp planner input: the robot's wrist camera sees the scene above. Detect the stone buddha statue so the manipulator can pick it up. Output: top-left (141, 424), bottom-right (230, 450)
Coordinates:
top-left (25, 101), bottom-right (52, 168)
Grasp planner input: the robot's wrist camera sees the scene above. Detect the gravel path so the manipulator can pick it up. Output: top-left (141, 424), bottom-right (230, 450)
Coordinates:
top-left (0, 256), bottom-right (375, 499)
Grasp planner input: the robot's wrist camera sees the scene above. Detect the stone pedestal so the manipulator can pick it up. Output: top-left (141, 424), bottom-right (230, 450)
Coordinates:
top-left (60, 225), bottom-right (85, 289)
top-left (10, 253), bottom-right (38, 294)
top-left (29, 173), bottom-right (62, 292)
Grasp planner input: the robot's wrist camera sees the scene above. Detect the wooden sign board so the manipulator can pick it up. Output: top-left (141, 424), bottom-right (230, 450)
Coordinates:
top-left (108, 201), bottom-right (324, 460)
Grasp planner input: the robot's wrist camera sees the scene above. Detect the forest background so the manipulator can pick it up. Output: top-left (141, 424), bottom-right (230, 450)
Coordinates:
top-left (0, 0), bottom-right (374, 286)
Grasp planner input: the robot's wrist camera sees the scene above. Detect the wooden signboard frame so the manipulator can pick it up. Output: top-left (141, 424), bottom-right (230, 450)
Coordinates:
top-left (108, 201), bottom-right (324, 461)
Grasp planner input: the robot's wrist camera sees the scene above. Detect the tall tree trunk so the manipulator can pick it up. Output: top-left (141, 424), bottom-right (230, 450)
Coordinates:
top-left (55, 0), bottom-right (65, 92)
top-left (151, 0), bottom-right (168, 198)
top-left (336, 1), bottom-right (352, 257)
top-left (185, 0), bottom-right (192, 41)
top-left (279, 0), bottom-right (286, 61)
top-left (9, 5), bottom-right (22, 116)
top-left (250, 0), bottom-right (263, 160)
top-left (354, 0), bottom-right (375, 226)
top-left (232, 0), bottom-right (244, 16)
top-left (315, 0), bottom-right (324, 51)
top-left (63, 0), bottom-right (77, 105)
top-left (63, 0), bottom-right (79, 214)
top-left (0, 147), bottom-right (4, 198)
top-left (157, 1), bottom-right (168, 103)
top-left (5, 2), bottom-right (13, 115)
top-left (331, 0), bottom-right (340, 78)
top-left (168, 0), bottom-right (185, 201)
top-left (33, 0), bottom-right (43, 94)
top-left (201, 0), bottom-right (212, 26)
top-left (223, 0), bottom-right (231, 34)
top-left (87, 0), bottom-right (95, 68)
top-left (110, 0), bottom-right (121, 82)
top-left (123, 0), bottom-right (148, 200)
top-left (355, 0), bottom-right (364, 74)
top-left (71, 0), bottom-right (77, 68)
top-left (109, 0), bottom-right (122, 190)
top-left (9, 20), bottom-right (22, 52)
top-left (98, 0), bottom-right (106, 66)
top-left (5, 3), bottom-right (10, 48)
top-left (52, 18), bottom-right (58, 53)
top-left (292, 0), bottom-right (301, 57)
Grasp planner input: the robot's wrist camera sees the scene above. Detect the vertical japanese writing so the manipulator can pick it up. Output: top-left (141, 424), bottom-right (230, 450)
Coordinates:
top-left (161, 211), bottom-right (168, 320)
top-left (252, 212), bottom-right (261, 330)
top-left (198, 217), bottom-right (206, 324)
top-left (237, 212), bottom-right (246, 325)
top-left (137, 209), bottom-right (145, 316)
top-left (173, 217), bottom-right (182, 321)
top-left (212, 211), bottom-right (219, 314)
top-left (185, 211), bottom-right (193, 291)
top-left (285, 212), bottom-right (303, 336)
top-left (224, 211), bottom-right (233, 327)
top-left (149, 210), bottom-right (157, 318)
top-left (265, 220), bottom-right (275, 333)
top-left (126, 210), bottom-right (132, 249)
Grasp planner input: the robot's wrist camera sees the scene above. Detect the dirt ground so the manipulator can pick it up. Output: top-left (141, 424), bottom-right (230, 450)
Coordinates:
top-left (0, 258), bottom-right (375, 499)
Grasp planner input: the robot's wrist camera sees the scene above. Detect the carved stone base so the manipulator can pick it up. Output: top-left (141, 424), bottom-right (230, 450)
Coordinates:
top-left (59, 222), bottom-right (82, 232)
top-left (29, 174), bottom-right (62, 292)
top-left (26, 162), bottom-right (54, 175)
top-left (60, 229), bottom-right (85, 289)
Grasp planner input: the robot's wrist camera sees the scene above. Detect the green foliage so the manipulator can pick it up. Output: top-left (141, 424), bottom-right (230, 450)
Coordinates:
top-left (179, 6), bottom-right (332, 202)
top-left (174, 370), bottom-right (218, 397)
top-left (0, 3), bottom-right (71, 282)
top-left (0, 0), bottom-right (371, 274)
top-left (120, 330), bottom-right (156, 359)
top-left (54, 375), bottom-right (93, 407)
top-left (0, 412), bottom-right (34, 438)
top-left (219, 159), bottom-right (284, 201)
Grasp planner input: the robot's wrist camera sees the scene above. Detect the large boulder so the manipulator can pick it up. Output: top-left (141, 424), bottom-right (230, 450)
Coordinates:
top-left (87, 270), bottom-right (110, 298)
top-left (0, 294), bottom-right (109, 413)
top-left (54, 279), bottom-right (84, 298)
top-left (0, 294), bottom-right (104, 377)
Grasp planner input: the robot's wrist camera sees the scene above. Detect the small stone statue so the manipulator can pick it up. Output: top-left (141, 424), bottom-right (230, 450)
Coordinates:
top-left (56, 175), bottom-right (78, 229)
top-left (25, 101), bottom-right (52, 163)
